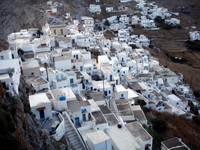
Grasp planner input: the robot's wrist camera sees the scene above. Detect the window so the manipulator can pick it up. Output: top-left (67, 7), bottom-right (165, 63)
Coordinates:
top-left (121, 94), bottom-right (124, 97)
top-left (0, 56), bottom-right (4, 60)
top-left (116, 80), bottom-right (118, 85)
top-left (54, 29), bottom-right (56, 34)
top-left (60, 29), bottom-right (63, 34)
top-left (70, 79), bottom-right (74, 84)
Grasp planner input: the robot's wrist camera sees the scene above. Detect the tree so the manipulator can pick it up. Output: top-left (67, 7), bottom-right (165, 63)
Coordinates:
top-left (104, 20), bottom-right (110, 27)
top-left (154, 16), bottom-right (164, 24)
top-left (137, 99), bottom-right (146, 107)
top-left (129, 44), bottom-right (138, 49)
top-left (151, 118), bottom-right (167, 133)
top-left (17, 49), bottom-right (24, 57)
top-left (0, 82), bottom-right (6, 98)
top-left (36, 30), bottom-right (43, 38)
top-left (192, 116), bottom-right (200, 125)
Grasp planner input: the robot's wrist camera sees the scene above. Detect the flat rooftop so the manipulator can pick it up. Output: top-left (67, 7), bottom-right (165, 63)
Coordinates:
top-left (51, 87), bottom-right (76, 101)
top-left (54, 55), bottom-right (71, 62)
top-left (88, 92), bottom-right (105, 102)
top-left (116, 85), bottom-right (127, 92)
top-left (132, 109), bottom-right (147, 121)
top-left (26, 76), bottom-right (48, 87)
top-left (104, 114), bottom-right (118, 126)
top-left (116, 100), bottom-right (134, 116)
top-left (49, 23), bottom-right (66, 28)
top-left (29, 93), bottom-right (50, 107)
top-left (92, 111), bottom-right (107, 125)
top-left (22, 60), bottom-right (40, 69)
top-left (162, 137), bottom-right (190, 150)
top-left (128, 82), bottom-right (143, 91)
top-left (106, 125), bottom-right (141, 150)
top-left (86, 130), bottom-right (110, 145)
top-left (78, 100), bottom-right (91, 107)
top-left (67, 100), bottom-right (80, 113)
top-left (125, 121), bottom-right (152, 142)
top-left (99, 105), bottom-right (112, 114)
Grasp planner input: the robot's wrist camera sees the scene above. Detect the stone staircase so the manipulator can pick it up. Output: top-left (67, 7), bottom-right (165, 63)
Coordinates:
top-left (62, 112), bottom-right (87, 150)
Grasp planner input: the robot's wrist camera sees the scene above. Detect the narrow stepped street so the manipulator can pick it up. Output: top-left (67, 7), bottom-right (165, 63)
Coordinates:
top-left (62, 112), bottom-right (86, 150)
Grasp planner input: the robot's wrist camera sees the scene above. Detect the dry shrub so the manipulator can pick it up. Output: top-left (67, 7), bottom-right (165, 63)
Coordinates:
top-left (152, 110), bottom-right (200, 149)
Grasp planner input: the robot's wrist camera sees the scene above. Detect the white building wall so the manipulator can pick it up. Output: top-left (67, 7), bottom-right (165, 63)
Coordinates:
top-left (55, 59), bottom-right (72, 71)
top-left (53, 113), bottom-right (65, 141)
top-left (31, 102), bottom-right (52, 120)
top-left (53, 100), bottom-right (68, 111)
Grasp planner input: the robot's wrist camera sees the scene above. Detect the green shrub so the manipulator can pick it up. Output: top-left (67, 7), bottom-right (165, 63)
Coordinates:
top-left (154, 16), bottom-right (165, 24)
top-left (192, 116), bottom-right (200, 125)
top-left (151, 118), bottom-right (167, 133)
top-left (186, 40), bottom-right (200, 51)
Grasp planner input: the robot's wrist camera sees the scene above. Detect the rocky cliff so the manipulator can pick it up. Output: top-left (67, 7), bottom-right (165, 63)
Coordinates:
top-left (0, 0), bottom-right (47, 48)
top-left (0, 77), bottom-right (66, 150)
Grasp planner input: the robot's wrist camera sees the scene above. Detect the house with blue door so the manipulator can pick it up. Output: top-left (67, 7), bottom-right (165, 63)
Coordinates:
top-left (29, 93), bottom-right (52, 120)
top-left (67, 100), bottom-right (83, 127)
top-left (115, 84), bottom-right (128, 100)
top-left (92, 80), bottom-right (113, 97)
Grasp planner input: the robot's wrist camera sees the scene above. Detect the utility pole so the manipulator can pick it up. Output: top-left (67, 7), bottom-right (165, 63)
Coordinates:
top-left (103, 74), bottom-right (105, 95)
top-left (45, 63), bottom-right (49, 82)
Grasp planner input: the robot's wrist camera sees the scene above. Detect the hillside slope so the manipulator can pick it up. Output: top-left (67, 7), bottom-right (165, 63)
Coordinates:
top-left (0, 77), bottom-right (66, 149)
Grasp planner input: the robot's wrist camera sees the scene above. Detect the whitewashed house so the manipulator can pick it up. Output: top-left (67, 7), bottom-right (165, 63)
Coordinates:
top-left (189, 31), bottom-right (200, 41)
top-left (98, 55), bottom-right (110, 67)
top-left (125, 122), bottom-right (153, 150)
top-left (83, 59), bottom-right (97, 75)
top-left (115, 84), bottom-right (128, 100)
top-left (92, 80), bottom-right (113, 97)
top-left (54, 55), bottom-right (72, 71)
top-left (120, 0), bottom-right (134, 3)
top-left (165, 18), bottom-right (180, 25)
top-left (106, 7), bottom-right (114, 12)
top-left (117, 52), bottom-right (127, 64)
top-left (107, 16), bottom-right (118, 24)
top-left (161, 137), bottom-right (190, 150)
top-left (65, 13), bottom-right (70, 19)
top-left (48, 69), bottom-right (68, 89)
top-left (29, 93), bottom-right (52, 120)
top-left (26, 76), bottom-right (50, 92)
top-left (50, 87), bottom-right (76, 111)
top-left (0, 59), bottom-right (21, 95)
top-left (118, 29), bottom-right (129, 40)
top-left (81, 16), bottom-right (94, 32)
top-left (99, 39), bottom-right (111, 50)
top-left (141, 19), bottom-right (156, 29)
top-left (86, 130), bottom-right (112, 150)
top-left (131, 15), bottom-right (140, 25)
top-left (120, 67), bottom-right (129, 77)
top-left (119, 15), bottom-right (130, 24)
top-left (167, 94), bottom-right (181, 108)
top-left (89, 4), bottom-right (101, 13)
top-left (22, 60), bottom-right (40, 76)
top-left (0, 50), bottom-right (12, 60)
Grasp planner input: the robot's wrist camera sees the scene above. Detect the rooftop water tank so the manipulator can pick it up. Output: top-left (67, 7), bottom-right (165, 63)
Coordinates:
top-left (80, 107), bottom-right (86, 113)
top-left (59, 95), bottom-right (66, 101)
